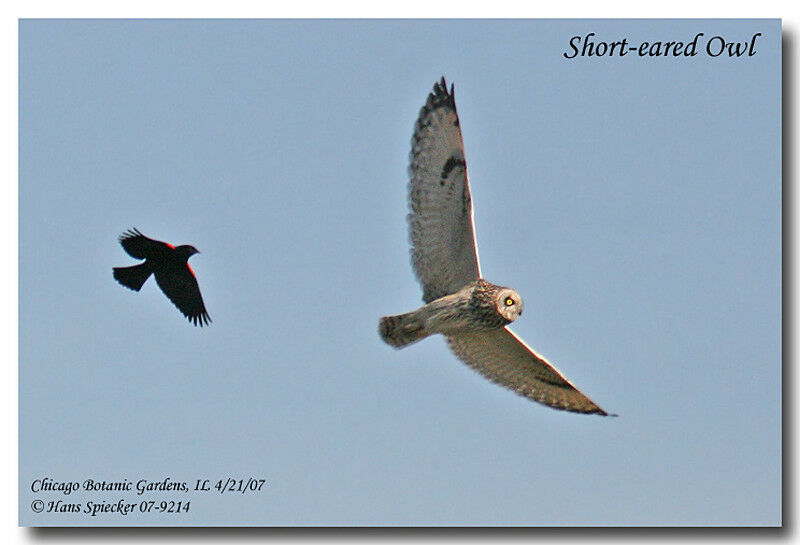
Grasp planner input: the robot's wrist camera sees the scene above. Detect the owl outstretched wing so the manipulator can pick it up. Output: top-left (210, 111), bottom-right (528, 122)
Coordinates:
top-left (446, 328), bottom-right (612, 415)
top-left (408, 77), bottom-right (481, 304)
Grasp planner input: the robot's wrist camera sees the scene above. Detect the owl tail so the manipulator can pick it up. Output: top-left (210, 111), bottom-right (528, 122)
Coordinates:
top-left (379, 312), bottom-right (430, 349)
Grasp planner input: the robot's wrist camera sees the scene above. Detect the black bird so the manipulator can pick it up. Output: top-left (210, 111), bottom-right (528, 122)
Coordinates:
top-left (113, 228), bottom-right (211, 326)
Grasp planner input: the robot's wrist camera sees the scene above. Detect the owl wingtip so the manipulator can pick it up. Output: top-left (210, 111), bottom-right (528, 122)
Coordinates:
top-left (426, 77), bottom-right (457, 113)
top-left (435, 76), bottom-right (454, 94)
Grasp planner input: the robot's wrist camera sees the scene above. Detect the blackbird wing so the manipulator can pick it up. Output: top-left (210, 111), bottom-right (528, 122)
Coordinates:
top-left (118, 228), bottom-right (173, 260)
top-left (154, 265), bottom-right (211, 327)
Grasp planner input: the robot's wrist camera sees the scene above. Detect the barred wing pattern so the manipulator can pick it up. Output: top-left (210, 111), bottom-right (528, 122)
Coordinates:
top-left (408, 78), bottom-right (481, 304)
top-left (446, 328), bottom-right (611, 415)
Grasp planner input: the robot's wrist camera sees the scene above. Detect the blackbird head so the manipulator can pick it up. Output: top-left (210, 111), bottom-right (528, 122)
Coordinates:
top-left (174, 245), bottom-right (200, 261)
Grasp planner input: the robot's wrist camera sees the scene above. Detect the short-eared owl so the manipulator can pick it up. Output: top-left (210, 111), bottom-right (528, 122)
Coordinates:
top-left (114, 228), bottom-right (211, 327)
top-left (379, 78), bottom-right (611, 416)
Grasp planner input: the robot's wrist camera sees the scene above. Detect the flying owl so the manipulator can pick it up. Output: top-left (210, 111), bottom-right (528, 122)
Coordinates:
top-left (379, 78), bottom-right (612, 416)
top-left (113, 228), bottom-right (211, 327)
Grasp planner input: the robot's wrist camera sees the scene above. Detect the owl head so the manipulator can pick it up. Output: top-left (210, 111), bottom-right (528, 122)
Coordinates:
top-left (495, 288), bottom-right (523, 322)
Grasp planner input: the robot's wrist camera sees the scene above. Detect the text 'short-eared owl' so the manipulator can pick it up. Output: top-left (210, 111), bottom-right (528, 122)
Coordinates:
top-left (379, 78), bottom-right (612, 416)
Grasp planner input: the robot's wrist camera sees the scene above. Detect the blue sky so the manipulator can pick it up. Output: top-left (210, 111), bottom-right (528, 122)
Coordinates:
top-left (19, 19), bottom-right (780, 526)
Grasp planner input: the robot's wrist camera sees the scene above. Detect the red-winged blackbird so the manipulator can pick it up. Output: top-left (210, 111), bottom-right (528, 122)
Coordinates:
top-left (113, 228), bottom-right (211, 327)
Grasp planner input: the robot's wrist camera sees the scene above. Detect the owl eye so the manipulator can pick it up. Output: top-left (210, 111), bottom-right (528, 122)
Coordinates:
top-left (504, 297), bottom-right (514, 307)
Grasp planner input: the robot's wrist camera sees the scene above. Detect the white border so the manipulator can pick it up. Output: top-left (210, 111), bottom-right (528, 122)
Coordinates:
top-left (4, 2), bottom-right (793, 542)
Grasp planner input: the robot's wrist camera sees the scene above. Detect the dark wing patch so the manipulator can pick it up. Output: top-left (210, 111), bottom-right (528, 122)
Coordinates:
top-left (441, 155), bottom-right (467, 184)
top-left (118, 228), bottom-right (172, 260)
top-left (446, 328), bottom-right (613, 416)
top-left (154, 265), bottom-right (212, 327)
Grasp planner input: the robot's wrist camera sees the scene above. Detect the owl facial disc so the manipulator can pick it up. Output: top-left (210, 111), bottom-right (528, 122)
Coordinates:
top-left (496, 288), bottom-right (523, 322)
